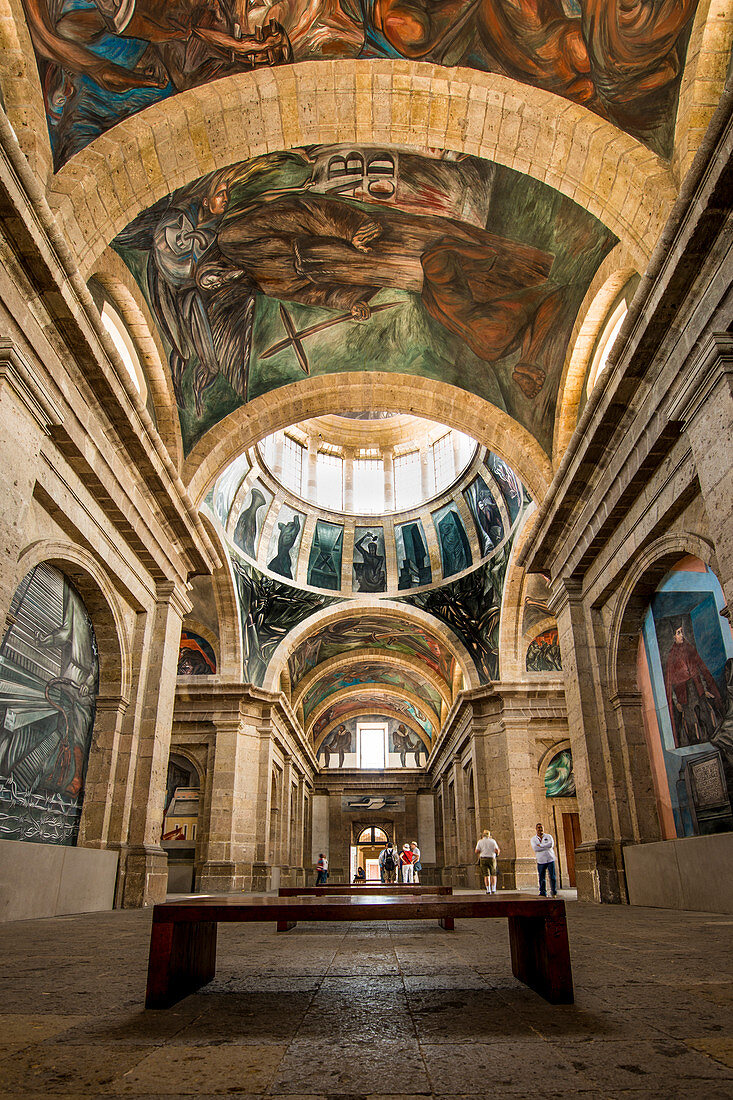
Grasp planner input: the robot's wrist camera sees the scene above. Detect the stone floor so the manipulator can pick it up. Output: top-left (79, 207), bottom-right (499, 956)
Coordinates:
top-left (0, 896), bottom-right (731, 1099)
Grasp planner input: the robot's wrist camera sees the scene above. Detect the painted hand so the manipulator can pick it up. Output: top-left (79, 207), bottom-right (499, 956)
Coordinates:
top-left (352, 222), bottom-right (381, 252)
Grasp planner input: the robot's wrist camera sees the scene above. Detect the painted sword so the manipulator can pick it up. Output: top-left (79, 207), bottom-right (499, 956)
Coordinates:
top-left (260, 301), bottom-right (400, 374)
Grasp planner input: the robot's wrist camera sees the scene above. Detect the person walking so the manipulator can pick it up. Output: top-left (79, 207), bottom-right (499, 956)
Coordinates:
top-left (379, 840), bottom-right (397, 883)
top-left (531, 822), bottom-right (557, 897)
top-left (400, 843), bottom-right (414, 883)
top-left (410, 841), bottom-right (421, 884)
top-left (316, 852), bottom-right (329, 885)
top-left (475, 829), bottom-right (500, 893)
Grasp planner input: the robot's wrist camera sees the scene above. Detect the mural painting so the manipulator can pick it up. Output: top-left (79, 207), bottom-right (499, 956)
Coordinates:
top-left (288, 613), bottom-right (457, 689)
top-left (232, 481), bottom-right (272, 558)
top-left (464, 473), bottom-right (505, 556)
top-left (212, 451), bottom-right (250, 526)
top-left (353, 527), bottom-right (386, 593)
top-left (301, 659), bottom-right (443, 723)
top-left (544, 749), bottom-right (575, 797)
top-left (317, 715), bottom-right (427, 768)
top-left (231, 553), bottom-right (340, 685)
top-left (0, 564), bottom-right (99, 845)
top-left (177, 630), bottom-right (216, 674)
top-left (433, 503), bottom-right (472, 579)
top-left (488, 452), bottom-right (523, 523)
top-left (25, 0), bottom-right (699, 167)
top-left (318, 722), bottom-right (354, 767)
top-left (526, 628), bottom-right (562, 672)
top-left (113, 146), bottom-right (617, 455)
top-left (311, 692), bottom-right (434, 742)
top-left (395, 520), bottom-right (432, 590)
top-left (267, 503), bottom-right (306, 580)
top-left (307, 520), bottom-right (344, 590)
top-left (639, 560), bottom-right (733, 838)
top-left (402, 540), bottom-right (515, 683)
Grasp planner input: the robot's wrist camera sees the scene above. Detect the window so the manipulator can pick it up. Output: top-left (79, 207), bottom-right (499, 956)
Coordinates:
top-left (316, 450), bottom-right (343, 510)
top-left (587, 301), bottom-right (628, 394)
top-left (354, 457), bottom-right (385, 514)
top-left (101, 302), bottom-right (143, 394)
top-left (358, 723), bottom-right (387, 768)
top-left (281, 434), bottom-right (304, 496)
top-left (261, 432), bottom-right (277, 469)
top-left (394, 449), bottom-right (421, 511)
top-left (431, 433), bottom-right (453, 494)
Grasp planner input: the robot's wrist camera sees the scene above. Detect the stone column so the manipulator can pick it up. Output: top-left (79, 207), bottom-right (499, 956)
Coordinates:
top-left (118, 581), bottom-right (191, 907)
top-left (281, 754), bottom-right (294, 879)
top-left (77, 694), bottom-right (129, 849)
top-left (306, 435), bottom-right (318, 502)
top-left (197, 716), bottom-right (247, 893)
top-left (451, 431), bottom-right (462, 479)
top-left (550, 580), bottom-right (627, 902)
top-left (383, 447), bottom-right (395, 511)
top-left (420, 446), bottom-right (432, 500)
top-left (273, 431), bottom-right (285, 480)
top-left (343, 448), bottom-right (355, 512)
top-left (451, 755), bottom-right (469, 880)
top-left (671, 334), bottom-right (733, 604)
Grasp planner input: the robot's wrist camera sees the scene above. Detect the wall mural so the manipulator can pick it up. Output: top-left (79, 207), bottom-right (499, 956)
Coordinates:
top-left (464, 474), bottom-right (504, 557)
top-left (544, 749), bottom-right (575, 797)
top-left (307, 520), bottom-right (344, 590)
top-left (395, 520), bottom-right (432, 590)
top-left (522, 572), bottom-right (553, 637)
top-left (24, 0), bottom-right (699, 168)
top-left (433, 503), bottom-right (472, 579)
top-left (267, 503), bottom-right (306, 580)
top-left (402, 540), bottom-right (514, 683)
top-left (639, 560), bottom-right (733, 838)
top-left (288, 613), bottom-right (457, 690)
top-left (311, 691), bottom-right (435, 742)
top-left (301, 659), bottom-right (443, 723)
top-left (318, 714), bottom-right (428, 767)
top-left (113, 146), bottom-right (616, 455)
top-left (353, 527), bottom-right (387, 593)
top-left (212, 451), bottom-right (250, 526)
top-left (526, 627), bottom-right (562, 672)
top-left (177, 629), bottom-right (216, 674)
top-left (231, 553), bottom-right (340, 685)
top-left (232, 481), bottom-right (273, 558)
top-left (0, 564), bottom-right (99, 845)
top-left (488, 452), bottom-right (524, 522)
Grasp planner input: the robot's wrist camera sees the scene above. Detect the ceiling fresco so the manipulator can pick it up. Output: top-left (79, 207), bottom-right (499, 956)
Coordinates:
top-left (300, 659), bottom-right (444, 723)
top-left (288, 613), bottom-right (458, 691)
top-left (113, 144), bottom-right (617, 456)
top-left (23, 0), bottom-right (698, 168)
top-left (311, 691), bottom-right (435, 744)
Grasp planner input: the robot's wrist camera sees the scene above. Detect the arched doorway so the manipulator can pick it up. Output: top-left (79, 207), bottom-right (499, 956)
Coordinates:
top-left (352, 825), bottom-right (389, 882)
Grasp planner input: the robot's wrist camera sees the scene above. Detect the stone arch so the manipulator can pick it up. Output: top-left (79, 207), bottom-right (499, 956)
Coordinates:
top-left (262, 597), bottom-right (481, 694)
top-left (553, 250), bottom-right (640, 466)
top-left (89, 251), bottom-right (184, 469)
top-left (46, 62), bottom-right (673, 278)
top-left (292, 647), bottom-right (453, 713)
top-left (605, 533), bottom-right (718, 699)
top-left (0, 0), bottom-right (52, 182)
top-left (197, 511), bottom-right (243, 680)
top-left (673, 0), bottom-right (733, 183)
top-left (184, 373), bottom-right (553, 508)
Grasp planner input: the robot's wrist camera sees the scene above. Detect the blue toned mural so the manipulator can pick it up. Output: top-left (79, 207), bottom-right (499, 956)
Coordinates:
top-left (230, 554), bottom-right (340, 686)
top-left (464, 474), bottom-right (505, 557)
top-left (433, 504), bottom-right (472, 579)
top-left (24, 0), bottom-right (699, 167)
top-left (488, 452), bottom-right (523, 523)
top-left (212, 451), bottom-right (250, 526)
top-left (640, 560), bottom-right (733, 838)
top-left (544, 749), bottom-right (575, 797)
top-left (267, 504), bottom-right (305, 581)
top-left (353, 527), bottom-right (386, 593)
top-left (0, 564), bottom-right (99, 845)
top-left (232, 481), bottom-right (273, 559)
top-left (395, 520), bottom-right (432, 590)
top-left (307, 521), bottom-right (344, 591)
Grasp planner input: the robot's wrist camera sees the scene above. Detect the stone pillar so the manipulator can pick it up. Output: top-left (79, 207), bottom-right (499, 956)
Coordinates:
top-left (451, 755), bottom-right (469, 876)
top-left (118, 582), bottom-right (191, 907)
top-left (306, 435), bottom-right (318, 502)
top-left (197, 717), bottom-right (247, 893)
top-left (77, 694), bottom-right (129, 849)
top-left (273, 431), bottom-right (285, 480)
top-left (343, 448), bottom-right (355, 512)
top-left (671, 333), bottom-right (733, 604)
top-left (550, 580), bottom-right (627, 902)
top-left (420, 446), bottom-right (431, 500)
top-left (383, 447), bottom-right (395, 511)
top-left (281, 754), bottom-right (294, 877)
top-left (451, 430), bottom-right (462, 479)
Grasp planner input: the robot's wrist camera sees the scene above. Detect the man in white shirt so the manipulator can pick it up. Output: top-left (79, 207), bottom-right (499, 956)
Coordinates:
top-left (316, 853), bottom-right (329, 885)
top-left (530, 822), bottom-right (557, 897)
top-left (475, 830), bottom-right (500, 894)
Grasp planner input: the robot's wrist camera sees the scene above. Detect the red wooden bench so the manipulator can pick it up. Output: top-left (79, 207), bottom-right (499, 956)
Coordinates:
top-left (145, 893), bottom-right (573, 1009)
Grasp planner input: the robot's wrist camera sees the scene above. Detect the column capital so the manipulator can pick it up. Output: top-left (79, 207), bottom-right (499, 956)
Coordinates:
top-left (668, 332), bottom-right (733, 426)
top-left (547, 575), bottom-right (583, 617)
top-left (155, 580), bottom-right (192, 619)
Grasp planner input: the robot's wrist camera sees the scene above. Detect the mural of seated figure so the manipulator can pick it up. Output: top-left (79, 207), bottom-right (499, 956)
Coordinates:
top-left (392, 723), bottom-right (426, 767)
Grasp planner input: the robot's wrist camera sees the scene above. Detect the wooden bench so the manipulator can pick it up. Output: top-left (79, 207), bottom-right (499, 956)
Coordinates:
top-left (145, 893), bottom-right (573, 1009)
top-left (278, 884), bottom-right (455, 930)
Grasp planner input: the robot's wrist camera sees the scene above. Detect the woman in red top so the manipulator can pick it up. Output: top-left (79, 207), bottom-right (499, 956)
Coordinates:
top-left (400, 844), bottom-right (414, 884)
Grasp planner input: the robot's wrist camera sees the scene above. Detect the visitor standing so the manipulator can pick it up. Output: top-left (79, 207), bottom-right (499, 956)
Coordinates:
top-left (410, 841), bottom-right (422, 883)
top-left (475, 829), bottom-right (500, 893)
top-left (316, 852), bottom-right (329, 885)
top-left (379, 840), bottom-right (397, 883)
top-left (400, 843), bottom-right (414, 883)
top-left (531, 823), bottom-right (557, 897)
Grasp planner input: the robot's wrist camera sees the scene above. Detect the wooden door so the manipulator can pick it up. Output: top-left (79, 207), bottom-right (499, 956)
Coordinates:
top-left (561, 812), bottom-right (582, 888)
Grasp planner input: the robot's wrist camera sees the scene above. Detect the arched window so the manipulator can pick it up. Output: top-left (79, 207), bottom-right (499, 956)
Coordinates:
top-left (586, 299), bottom-right (628, 394)
top-left (100, 301), bottom-right (146, 396)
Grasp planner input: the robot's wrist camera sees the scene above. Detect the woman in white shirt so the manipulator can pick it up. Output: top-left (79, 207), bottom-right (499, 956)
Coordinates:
top-left (410, 841), bottom-right (421, 883)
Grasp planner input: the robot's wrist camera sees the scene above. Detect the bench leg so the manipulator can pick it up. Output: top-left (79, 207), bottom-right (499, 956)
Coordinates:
top-left (438, 917), bottom-right (455, 930)
top-left (507, 913), bottom-right (574, 1004)
top-left (145, 920), bottom-right (217, 1009)
top-left (277, 920), bottom-right (298, 932)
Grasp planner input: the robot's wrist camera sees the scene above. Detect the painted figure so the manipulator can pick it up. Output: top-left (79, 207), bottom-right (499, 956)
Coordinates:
top-left (234, 487), bottom-right (267, 558)
top-left (268, 513), bottom-right (302, 578)
top-left (319, 722), bottom-right (351, 766)
top-left (664, 624), bottom-right (722, 747)
top-left (392, 722), bottom-right (425, 766)
top-left (437, 510), bottom-right (471, 576)
top-left (177, 632), bottom-right (216, 674)
top-left (353, 531), bottom-right (386, 592)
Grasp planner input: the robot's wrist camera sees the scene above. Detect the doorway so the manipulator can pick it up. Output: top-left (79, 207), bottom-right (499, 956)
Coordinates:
top-left (351, 824), bottom-right (389, 881)
top-left (561, 812), bottom-right (583, 888)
